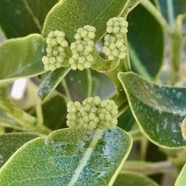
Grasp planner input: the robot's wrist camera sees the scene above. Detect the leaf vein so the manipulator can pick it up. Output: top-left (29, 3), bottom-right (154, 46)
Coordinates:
top-left (23, 0), bottom-right (42, 32)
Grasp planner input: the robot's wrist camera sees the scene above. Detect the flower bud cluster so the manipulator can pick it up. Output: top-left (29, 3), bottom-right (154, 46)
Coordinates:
top-left (106, 17), bottom-right (128, 34)
top-left (42, 31), bottom-right (69, 71)
top-left (102, 17), bottom-right (128, 60)
top-left (69, 25), bottom-right (96, 71)
top-left (67, 97), bottom-right (118, 130)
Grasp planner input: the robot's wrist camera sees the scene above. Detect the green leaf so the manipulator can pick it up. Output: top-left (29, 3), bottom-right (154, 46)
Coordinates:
top-left (113, 171), bottom-right (159, 186)
top-left (122, 0), bottom-right (142, 16)
top-left (175, 164), bottom-right (186, 186)
top-left (0, 132), bottom-right (40, 168)
top-left (41, 95), bottom-right (67, 130)
top-left (38, 68), bottom-right (70, 101)
top-left (91, 71), bottom-right (115, 99)
top-left (0, 127), bottom-right (132, 186)
top-left (181, 117), bottom-right (186, 140)
top-left (63, 70), bottom-right (92, 101)
top-left (42, 0), bottom-right (130, 42)
top-left (118, 72), bottom-right (186, 148)
top-left (0, 34), bottom-right (45, 86)
top-left (127, 3), bottom-right (164, 79)
top-left (118, 107), bottom-right (136, 131)
top-left (0, 0), bottom-right (58, 38)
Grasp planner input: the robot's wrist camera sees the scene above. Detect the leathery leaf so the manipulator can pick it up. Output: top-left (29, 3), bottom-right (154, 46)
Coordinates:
top-left (118, 72), bottom-right (186, 148)
top-left (0, 127), bottom-right (132, 186)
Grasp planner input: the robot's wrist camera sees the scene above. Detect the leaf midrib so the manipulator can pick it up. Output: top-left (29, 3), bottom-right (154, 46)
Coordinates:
top-left (67, 129), bottom-right (102, 186)
top-left (23, 0), bottom-right (42, 32)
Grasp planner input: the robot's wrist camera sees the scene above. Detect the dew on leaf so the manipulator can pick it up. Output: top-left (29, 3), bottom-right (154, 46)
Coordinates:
top-left (69, 77), bottom-right (74, 81)
top-left (163, 118), bottom-right (168, 130)
top-left (0, 154), bottom-right (4, 164)
top-left (44, 136), bottom-right (52, 145)
top-left (156, 125), bottom-right (160, 133)
top-left (77, 80), bottom-right (82, 84)
top-left (176, 92), bottom-right (183, 99)
top-left (171, 123), bottom-right (180, 133)
top-left (172, 139), bottom-right (178, 144)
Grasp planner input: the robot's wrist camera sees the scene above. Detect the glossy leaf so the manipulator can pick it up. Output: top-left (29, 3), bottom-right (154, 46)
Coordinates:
top-left (91, 71), bottom-right (115, 99)
top-left (0, 127), bottom-right (132, 186)
top-left (42, 95), bottom-right (67, 130)
top-left (127, 3), bottom-right (164, 79)
top-left (118, 72), bottom-right (186, 148)
top-left (181, 117), bottom-right (186, 140)
top-left (122, 0), bottom-right (142, 16)
top-left (0, 0), bottom-right (58, 38)
top-left (0, 34), bottom-right (45, 86)
top-left (0, 132), bottom-right (40, 168)
top-left (42, 0), bottom-right (130, 42)
top-left (38, 68), bottom-right (70, 101)
top-left (113, 171), bottom-right (159, 186)
top-left (63, 70), bottom-right (92, 102)
top-left (175, 164), bottom-right (186, 186)
top-left (118, 107), bottom-right (136, 131)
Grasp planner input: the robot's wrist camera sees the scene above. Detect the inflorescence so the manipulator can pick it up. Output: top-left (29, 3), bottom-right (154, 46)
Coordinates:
top-left (42, 31), bottom-right (69, 71)
top-left (67, 97), bottom-right (118, 130)
top-left (102, 17), bottom-right (128, 60)
top-left (69, 25), bottom-right (96, 71)
top-left (42, 17), bottom-right (128, 71)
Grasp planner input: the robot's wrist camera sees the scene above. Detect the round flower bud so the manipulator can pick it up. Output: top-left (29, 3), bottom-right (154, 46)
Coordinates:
top-left (42, 31), bottom-right (69, 71)
top-left (103, 17), bottom-right (128, 60)
top-left (66, 97), bottom-right (118, 130)
top-left (102, 34), bottom-right (127, 60)
top-left (106, 17), bottom-right (128, 34)
top-left (69, 25), bottom-right (96, 71)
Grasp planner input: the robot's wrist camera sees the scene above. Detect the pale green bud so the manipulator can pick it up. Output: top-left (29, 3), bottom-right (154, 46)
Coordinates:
top-left (69, 25), bottom-right (96, 71)
top-left (102, 17), bottom-right (128, 60)
top-left (66, 97), bottom-right (118, 130)
top-left (103, 34), bottom-right (127, 60)
top-left (42, 30), bottom-right (69, 71)
top-left (106, 17), bottom-right (128, 34)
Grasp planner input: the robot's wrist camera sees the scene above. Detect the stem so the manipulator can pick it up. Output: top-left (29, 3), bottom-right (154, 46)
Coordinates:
top-left (128, 43), bottom-right (153, 82)
top-left (167, 0), bottom-right (175, 28)
top-left (36, 98), bottom-right (44, 126)
top-left (122, 34), bottom-right (131, 72)
top-left (169, 14), bottom-right (185, 85)
top-left (61, 79), bottom-right (72, 101)
top-left (0, 127), bottom-right (4, 134)
top-left (6, 109), bottom-right (36, 128)
top-left (105, 67), bottom-right (123, 89)
top-left (87, 69), bottom-right (92, 97)
top-left (33, 125), bottom-right (52, 135)
top-left (0, 117), bottom-right (23, 131)
top-left (129, 129), bottom-right (143, 141)
top-left (183, 32), bottom-right (186, 39)
top-left (141, 0), bottom-right (172, 34)
top-left (141, 0), bottom-right (185, 85)
top-left (122, 160), bottom-right (177, 175)
top-left (153, 0), bottom-right (161, 10)
top-left (0, 97), bottom-right (51, 135)
top-left (113, 91), bottom-right (128, 117)
top-left (169, 33), bottom-right (183, 85)
top-left (140, 137), bottom-right (148, 160)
